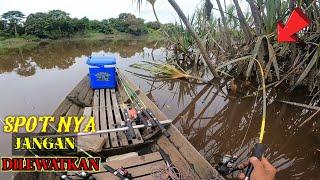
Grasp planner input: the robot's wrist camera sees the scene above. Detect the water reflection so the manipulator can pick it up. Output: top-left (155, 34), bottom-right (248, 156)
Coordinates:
top-left (0, 40), bottom-right (158, 76)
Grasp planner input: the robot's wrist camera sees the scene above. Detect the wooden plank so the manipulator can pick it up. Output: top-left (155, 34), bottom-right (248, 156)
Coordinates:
top-left (111, 89), bottom-right (128, 146)
top-left (167, 125), bottom-right (223, 179)
top-left (31, 100), bottom-right (72, 134)
top-left (156, 137), bottom-right (200, 179)
top-left (125, 161), bottom-right (166, 178)
top-left (78, 107), bottom-right (106, 152)
top-left (94, 152), bottom-right (165, 180)
top-left (80, 107), bottom-right (92, 131)
top-left (105, 89), bottom-right (119, 148)
top-left (66, 104), bottom-right (80, 116)
top-left (77, 108), bottom-right (84, 116)
top-left (117, 84), bottom-right (144, 145)
top-left (78, 81), bottom-right (90, 102)
top-left (92, 90), bottom-right (101, 137)
top-left (64, 104), bottom-right (80, 149)
top-left (68, 76), bottom-right (89, 98)
top-left (93, 165), bottom-right (118, 180)
top-left (52, 99), bottom-right (73, 117)
top-left (84, 88), bottom-right (94, 106)
top-left (93, 89), bottom-right (99, 107)
top-left (134, 175), bottom-right (156, 180)
top-left (98, 161), bottom-right (166, 179)
top-left (108, 152), bottom-right (163, 168)
top-left (99, 89), bottom-right (111, 148)
top-left (15, 172), bottom-right (59, 180)
top-left (37, 173), bottom-right (60, 180)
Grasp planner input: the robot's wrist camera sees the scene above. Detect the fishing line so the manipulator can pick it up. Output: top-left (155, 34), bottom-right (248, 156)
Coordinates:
top-left (118, 72), bottom-right (147, 109)
top-left (241, 59), bottom-right (267, 180)
top-left (238, 85), bottom-right (261, 153)
top-left (216, 58), bottom-right (267, 178)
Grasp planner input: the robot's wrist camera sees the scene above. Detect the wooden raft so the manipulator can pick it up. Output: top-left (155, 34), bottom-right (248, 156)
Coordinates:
top-left (93, 152), bottom-right (166, 180)
top-left (77, 88), bottom-right (144, 151)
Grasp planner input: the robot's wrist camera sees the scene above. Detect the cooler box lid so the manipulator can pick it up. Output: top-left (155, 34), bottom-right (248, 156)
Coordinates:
top-left (87, 56), bottom-right (116, 67)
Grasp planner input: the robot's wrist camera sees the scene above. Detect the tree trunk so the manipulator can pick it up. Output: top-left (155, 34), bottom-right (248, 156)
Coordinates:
top-left (147, 0), bottom-right (171, 38)
top-left (233, 0), bottom-right (253, 42)
top-left (246, 0), bottom-right (263, 35)
top-left (151, 5), bottom-right (160, 23)
top-left (216, 0), bottom-right (233, 50)
top-left (148, 0), bottom-right (160, 23)
top-left (167, 0), bottom-right (219, 77)
top-left (313, 3), bottom-right (320, 32)
top-left (14, 23), bottom-right (18, 37)
top-left (205, 0), bottom-right (213, 21)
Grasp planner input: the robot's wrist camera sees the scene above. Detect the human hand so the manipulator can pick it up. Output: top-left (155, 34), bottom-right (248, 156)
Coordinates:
top-left (238, 157), bottom-right (276, 180)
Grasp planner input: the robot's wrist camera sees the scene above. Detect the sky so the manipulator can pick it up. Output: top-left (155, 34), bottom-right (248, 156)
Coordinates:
top-left (0, 0), bottom-right (239, 23)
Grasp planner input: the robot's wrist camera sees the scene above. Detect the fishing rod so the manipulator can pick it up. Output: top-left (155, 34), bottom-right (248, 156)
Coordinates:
top-left (118, 72), bottom-right (171, 138)
top-left (36, 120), bottom-right (172, 138)
top-left (145, 108), bottom-right (170, 138)
top-left (122, 75), bottom-right (170, 138)
top-left (216, 59), bottom-right (267, 179)
top-left (118, 74), bottom-right (153, 131)
top-left (118, 72), bottom-right (163, 125)
top-left (244, 59), bottom-right (266, 180)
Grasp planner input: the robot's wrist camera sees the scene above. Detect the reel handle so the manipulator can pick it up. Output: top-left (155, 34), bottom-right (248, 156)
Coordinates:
top-left (244, 143), bottom-right (265, 180)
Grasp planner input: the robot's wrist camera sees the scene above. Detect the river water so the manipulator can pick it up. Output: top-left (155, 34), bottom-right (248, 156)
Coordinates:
top-left (0, 40), bottom-right (319, 180)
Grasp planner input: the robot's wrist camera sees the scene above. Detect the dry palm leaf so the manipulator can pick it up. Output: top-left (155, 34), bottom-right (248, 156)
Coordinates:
top-left (293, 45), bottom-right (320, 88)
top-left (265, 37), bottom-right (280, 80)
top-left (246, 36), bottom-right (263, 80)
top-left (130, 61), bottom-right (207, 82)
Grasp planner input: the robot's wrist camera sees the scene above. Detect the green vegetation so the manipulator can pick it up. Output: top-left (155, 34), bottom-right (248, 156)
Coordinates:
top-left (0, 10), bottom-right (163, 49)
top-left (136, 0), bottom-right (320, 93)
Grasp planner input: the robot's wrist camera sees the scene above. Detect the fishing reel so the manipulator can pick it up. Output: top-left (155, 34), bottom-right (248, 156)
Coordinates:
top-left (115, 166), bottom-right (132, 179)
top-left (215, 155), bottom-right (239, 176)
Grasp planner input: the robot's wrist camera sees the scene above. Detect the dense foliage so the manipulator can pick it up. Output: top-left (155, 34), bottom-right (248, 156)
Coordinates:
top-left (0, 10), bottom-right (156, 39)
top-left (143, 0), bottom-right (320, 92)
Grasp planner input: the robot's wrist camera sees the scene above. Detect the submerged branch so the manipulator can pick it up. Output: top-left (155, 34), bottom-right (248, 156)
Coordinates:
top-left (278, 100), bottom-right (320, 111)
top-left (278, 100), bottom-right (320, 127)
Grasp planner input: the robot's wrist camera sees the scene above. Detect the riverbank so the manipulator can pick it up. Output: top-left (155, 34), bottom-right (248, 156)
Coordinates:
top-left (0, 31), bottom-right (164, 51)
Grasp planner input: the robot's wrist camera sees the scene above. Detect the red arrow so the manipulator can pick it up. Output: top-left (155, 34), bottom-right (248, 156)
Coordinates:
top-left (277, 8), bottom-right (311, 42)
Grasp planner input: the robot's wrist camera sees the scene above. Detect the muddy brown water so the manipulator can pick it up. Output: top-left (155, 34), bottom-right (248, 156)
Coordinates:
top-left (0, 40), bottom-right (319, 180)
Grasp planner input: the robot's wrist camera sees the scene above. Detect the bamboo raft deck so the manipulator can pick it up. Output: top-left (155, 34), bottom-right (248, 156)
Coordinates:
top-left (14, 73), bottom-right (223, 180)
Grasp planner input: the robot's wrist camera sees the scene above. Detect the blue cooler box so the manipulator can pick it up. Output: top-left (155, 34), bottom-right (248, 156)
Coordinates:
top-left (86, 56), bottom-right (117, 89)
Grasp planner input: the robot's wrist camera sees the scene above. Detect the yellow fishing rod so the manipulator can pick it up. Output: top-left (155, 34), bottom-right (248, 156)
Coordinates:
top-left (244, 59), bottom-right (267, 180)
top-left (216, 58), bottom-right (267, 178)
